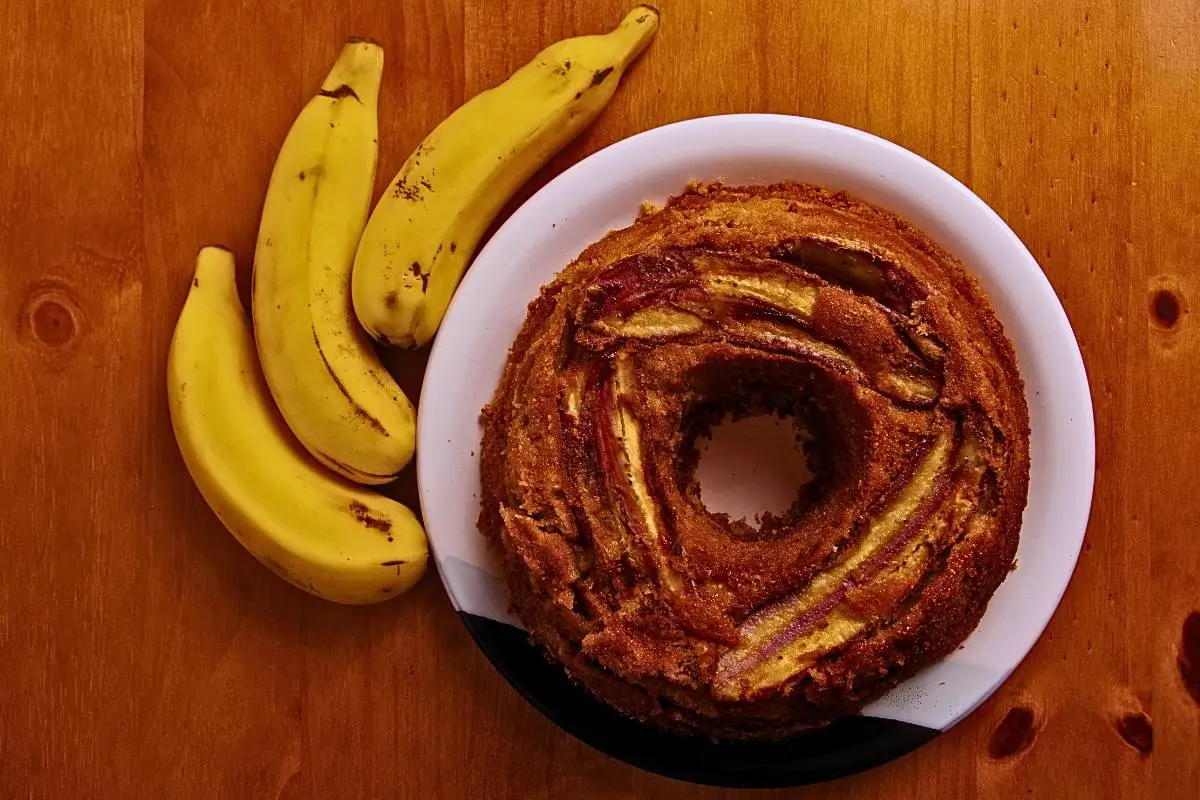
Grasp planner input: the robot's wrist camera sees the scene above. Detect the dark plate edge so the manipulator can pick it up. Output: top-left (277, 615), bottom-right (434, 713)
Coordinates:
top-left (460, 612), bottom-right (939, 788)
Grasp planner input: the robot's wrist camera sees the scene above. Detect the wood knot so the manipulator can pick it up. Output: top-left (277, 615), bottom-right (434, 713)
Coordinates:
top-left (1150, 288), bottom-right (1182, 330)
top-left (17, 279), bottom-right (87, 361)
top-left (1113, 711), bottom-right (1153, 756)
top-left (1180, 610), bottom-right (1200, 707)
top-left (33, 298), bottom-right (76, 346)
top-left (987, 705), bottom-right (1038, 760)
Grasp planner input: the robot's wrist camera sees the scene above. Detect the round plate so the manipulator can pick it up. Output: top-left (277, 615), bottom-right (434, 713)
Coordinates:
top-left (416, 114), bottom-right (1094, 787)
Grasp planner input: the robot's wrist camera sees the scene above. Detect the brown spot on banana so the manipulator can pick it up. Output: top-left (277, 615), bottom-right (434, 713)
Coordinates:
top-left (408, 261), bottom-right (428, 293)
top-left (392, 178), bottom-right (422, 201)
top-left (310, 325), bottom-right (388, 435)
top-left (349, 501), bottom-right (393, 534)
top-left (591, 66), bottom-right (614, 86)
top-left (318, 84), bottom-right (361, 103)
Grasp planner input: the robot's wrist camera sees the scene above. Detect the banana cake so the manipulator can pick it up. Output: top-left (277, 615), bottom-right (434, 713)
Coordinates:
top-left (478, 181), bottom-right (1030, 739)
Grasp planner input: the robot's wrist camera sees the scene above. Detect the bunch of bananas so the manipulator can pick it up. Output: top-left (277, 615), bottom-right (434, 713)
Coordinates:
top-left (167, 9), bottom-right (660, 603)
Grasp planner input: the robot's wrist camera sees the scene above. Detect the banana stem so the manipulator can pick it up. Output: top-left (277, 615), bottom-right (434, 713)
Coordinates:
top-left (320, 39), bottom-right (384, 107)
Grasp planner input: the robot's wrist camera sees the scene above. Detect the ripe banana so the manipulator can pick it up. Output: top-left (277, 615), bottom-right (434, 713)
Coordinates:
top-left (253, 38), bottom-right (416, 484)
top-left (352, 6), bottom-right (660, 348)
top-left (169, 247), bottom-right (428, 605)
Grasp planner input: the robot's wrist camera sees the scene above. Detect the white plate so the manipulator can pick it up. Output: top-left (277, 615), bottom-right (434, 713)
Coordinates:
top-left (416, 114), bottom-right (1094, 782)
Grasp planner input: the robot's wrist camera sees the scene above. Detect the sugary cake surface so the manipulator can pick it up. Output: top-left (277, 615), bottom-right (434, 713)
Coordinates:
top-left (479, 182), bottom-right (1030, 739)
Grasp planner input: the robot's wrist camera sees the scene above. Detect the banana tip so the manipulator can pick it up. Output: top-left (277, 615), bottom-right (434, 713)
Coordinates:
top-left (621, 5), bottom-right (661, 40)
top-left (627, 4), bottom-right (660, 26)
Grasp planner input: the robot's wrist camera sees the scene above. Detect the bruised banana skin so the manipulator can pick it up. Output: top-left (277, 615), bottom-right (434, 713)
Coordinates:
top-left (352, 6), bottom-right (661, 348)
top-left (253, 38), bottom-right (416, 485)
top-left (169, 247), bottom-right (428, 605)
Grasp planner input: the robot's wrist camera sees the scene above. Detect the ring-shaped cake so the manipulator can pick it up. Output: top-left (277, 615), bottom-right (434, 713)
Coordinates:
top-left (479, 182), bottom-right (1030, 739)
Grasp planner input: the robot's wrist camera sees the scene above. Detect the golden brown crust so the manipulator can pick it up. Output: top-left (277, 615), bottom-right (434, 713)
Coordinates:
top-left (479, 181), bottom-right (1030, 739)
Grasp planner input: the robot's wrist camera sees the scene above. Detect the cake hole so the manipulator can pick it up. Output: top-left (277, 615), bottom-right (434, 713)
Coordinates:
top-left (678, 356), bottom-right (865, 539)
top-left (695, 412), bottom-right (814, 528)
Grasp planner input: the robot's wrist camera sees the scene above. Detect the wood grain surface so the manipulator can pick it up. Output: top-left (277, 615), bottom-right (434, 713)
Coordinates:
top-left (1, 0), bottom-right (1197, 797)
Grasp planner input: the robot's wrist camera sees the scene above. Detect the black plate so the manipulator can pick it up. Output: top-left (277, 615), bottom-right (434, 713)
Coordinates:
top-left (461, 613), bottom-right (938, 788)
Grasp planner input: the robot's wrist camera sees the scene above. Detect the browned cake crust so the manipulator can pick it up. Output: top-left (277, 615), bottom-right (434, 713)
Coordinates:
top-left (478, 182), bottom-right (1030, 739)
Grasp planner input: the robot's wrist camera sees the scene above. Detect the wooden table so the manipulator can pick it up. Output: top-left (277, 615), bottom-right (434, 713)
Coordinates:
top-left (2, 1), bottom-right (1197, 797)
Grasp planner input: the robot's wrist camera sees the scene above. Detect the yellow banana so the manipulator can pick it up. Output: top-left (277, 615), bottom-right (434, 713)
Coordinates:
top-left (352, 6), bottom-right (660, 348)
top-left (169, 247), bottom-right (427, 605)
top-left (253, 39), bottom-right (416, 484)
